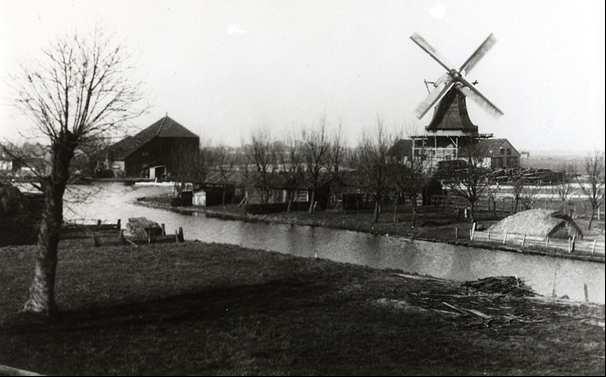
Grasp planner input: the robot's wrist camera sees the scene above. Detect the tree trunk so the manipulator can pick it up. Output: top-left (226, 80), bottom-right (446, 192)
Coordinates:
top-left (469, 201), bottom-right (476, 223)
top-left (588, 208), bottom-right (595, 230)
top-left (286, 191), bottom-right (293, 213)
top-left (392, 194), bottom-right (399, 223)
top-left (308, 190), bottom-right (316, 214)
top-left (23, 135), bottom-right (75, 315)
top-left (373, 200), bottom-right (381, 223)
top-left (411, 195), bottom-right (417, 228)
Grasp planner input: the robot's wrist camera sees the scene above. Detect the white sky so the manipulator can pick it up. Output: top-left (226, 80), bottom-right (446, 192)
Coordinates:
top-left (1, 0), bottom-right (604, 153)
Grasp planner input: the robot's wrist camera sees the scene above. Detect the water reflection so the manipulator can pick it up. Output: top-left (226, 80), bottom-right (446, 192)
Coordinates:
top-left (65, 182), bottom-right (605, 303)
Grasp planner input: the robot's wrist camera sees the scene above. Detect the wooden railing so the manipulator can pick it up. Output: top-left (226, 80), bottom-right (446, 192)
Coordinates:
top-left (470, 224), bottom-right (605, 255)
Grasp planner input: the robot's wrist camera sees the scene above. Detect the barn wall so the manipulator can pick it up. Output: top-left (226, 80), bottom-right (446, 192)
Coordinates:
top-left (125, 137), bottom-right (199, 177)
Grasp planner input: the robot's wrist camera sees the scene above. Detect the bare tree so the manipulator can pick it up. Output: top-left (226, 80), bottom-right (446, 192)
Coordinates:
top-left (552, 165), bottom-right (575, 205)
top-left (444, 142), bottom-right (491, 222)
top-left (519, 184), bottom-right (542, 211)
top-left (245, 129), bottom-right (277, 204)
top-left (391, 153), bottom-right (427, 227)
top-left (577, 152), bottom-right (605, 229)
top-left (11, 30), bottom-right (144, 315)
top-left (209, 146), bottom-right (236, 207)
top-left (301, 119), bottom-right (332, 214)
top-left (355, 119), bottom-right (393, 223)
top-left (280, 133), bottom-right (304, 212)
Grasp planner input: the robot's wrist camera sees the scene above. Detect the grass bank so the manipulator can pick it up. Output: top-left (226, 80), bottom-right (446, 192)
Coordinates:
top-left (0, 241), bottom-right (604, 375)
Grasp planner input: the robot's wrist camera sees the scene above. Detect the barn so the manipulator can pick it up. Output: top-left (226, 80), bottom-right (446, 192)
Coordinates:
top-left (99, 116), bottom-right (199, 178)
top-left (475, 138), bottom-right (521, 169)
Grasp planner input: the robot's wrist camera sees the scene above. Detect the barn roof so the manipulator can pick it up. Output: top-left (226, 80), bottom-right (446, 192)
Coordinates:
top-left (108, 116), bottom-right (198, 160)
top-left (426, 87), bottom-right (478, 133)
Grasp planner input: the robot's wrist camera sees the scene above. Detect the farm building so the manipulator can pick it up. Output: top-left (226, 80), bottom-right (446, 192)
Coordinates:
top-left (98, 116), bottom-right (199, 178)
top-left (488, 209), bottom-right (583, 239)
top-left (473, 138), bottom-right (520, 169)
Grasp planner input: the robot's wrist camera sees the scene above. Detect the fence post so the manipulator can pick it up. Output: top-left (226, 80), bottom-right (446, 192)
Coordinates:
top-left (470, 222), bottom-right (476, 240)
top-left (92, 231), bottom-right (99, 247)
top-left (119, 229), bottom-right (125, 245)
top-left (503, 232), bottom-right (508, 245)
top-left (545, 236), bottom-right (549, 247)
top-left (488, 231), bottom-right (491, 241)
top-left (568, 237), bottom-right (572, 253)
top-left (592, 240), bottom-right (597, 254)
top-left (522, 234), bottom-right (526, 248)
top-left (161, 223), bottom-right (166, 236)
top-left (454, 227), bottom-right (458, 240)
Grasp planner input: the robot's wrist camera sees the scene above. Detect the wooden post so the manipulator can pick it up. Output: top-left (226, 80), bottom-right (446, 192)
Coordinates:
top-left (503, 232), bottom-right (508, 245)
top-left (470, 222), bottom-right (477, 240)
top-left (488, 231), bottom-right (491, 241)
top-left (454, 227), bottom-right (458, 240)
top-left (119, 229), bottom-right (125, 245)
top-left (92, 232), bottom-right (99, 247)
top-left (545, 237), bottom-right (549, 247)
top-left (584, 283), bottom-right (588, 302)
top-left (161, 223), bottom-right (166, 236)
top-left (592, 240), bottom-right (597, 254)
top-left (571, 234), bottom-right (576, 253)
top-left (522, 234), bottom-right (526, 248)
top-left (178, 227), bottom-right (184, 242)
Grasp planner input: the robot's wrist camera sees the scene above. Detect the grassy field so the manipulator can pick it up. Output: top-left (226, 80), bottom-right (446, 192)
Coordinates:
top-left (0, 241), bottom-right (604, 375)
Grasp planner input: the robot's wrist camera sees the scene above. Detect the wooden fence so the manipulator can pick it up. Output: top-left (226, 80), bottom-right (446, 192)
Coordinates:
top-left (470, 225), bottom-right (605, 255)
top-left (432, 194), bottom-right (605, 220)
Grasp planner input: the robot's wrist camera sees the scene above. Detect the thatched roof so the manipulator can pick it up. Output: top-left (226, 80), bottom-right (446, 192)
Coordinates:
top-left (488, 209), bottom-right (583, 239)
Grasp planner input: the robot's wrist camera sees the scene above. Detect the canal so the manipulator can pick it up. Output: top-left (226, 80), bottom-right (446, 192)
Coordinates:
top-left (66, 182), bottom-right (605, 304)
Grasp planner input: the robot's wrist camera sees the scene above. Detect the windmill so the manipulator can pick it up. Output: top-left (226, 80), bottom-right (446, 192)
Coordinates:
top-left (408, 33), bottom-right (506, 169)
top-left (410, 33), bottom-right (504, 119)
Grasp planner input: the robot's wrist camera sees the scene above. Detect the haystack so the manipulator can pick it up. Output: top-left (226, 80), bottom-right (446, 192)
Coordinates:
top-left (488, 209), bottom-right (583, 239)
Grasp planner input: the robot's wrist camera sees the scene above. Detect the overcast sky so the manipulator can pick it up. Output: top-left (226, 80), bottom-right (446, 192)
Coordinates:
top-left (1, 0), bottom-right (604, 153)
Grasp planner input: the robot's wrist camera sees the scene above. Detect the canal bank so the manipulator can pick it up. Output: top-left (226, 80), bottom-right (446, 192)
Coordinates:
top-left (135, 196), bottom-right (606, 264)
top-left (64, 183), bottom-right (605, 303)
top-left (0, 241), bottom-right (604, 375)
